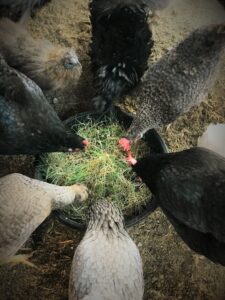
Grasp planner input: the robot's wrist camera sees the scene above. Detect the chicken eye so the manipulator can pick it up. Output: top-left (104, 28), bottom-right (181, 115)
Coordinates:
top-left (64, 56), bottom-right (80, 69)
top-left (64, 60), bottom-right (76, 69)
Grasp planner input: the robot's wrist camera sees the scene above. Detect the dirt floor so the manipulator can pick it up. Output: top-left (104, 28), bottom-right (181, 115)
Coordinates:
top-left (0, 0), bottom-right (225, 299)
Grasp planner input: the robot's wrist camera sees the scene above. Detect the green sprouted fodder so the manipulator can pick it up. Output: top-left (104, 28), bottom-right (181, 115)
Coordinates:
top-left (38, 116), bottom-right (150, 222)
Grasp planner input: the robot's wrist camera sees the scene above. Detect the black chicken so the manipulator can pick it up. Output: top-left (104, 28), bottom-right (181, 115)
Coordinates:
top-left (132, 147), bottom-right (225, 266)
top-left (89, 0), bottom-right (169, 112)
top-left (0, 56), bottom-right (87, 155)
top-left (0, 0), bottom-right (50, 21)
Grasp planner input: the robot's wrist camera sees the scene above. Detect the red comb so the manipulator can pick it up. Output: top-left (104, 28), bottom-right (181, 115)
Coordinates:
top-left (119, 137), bottom-right (131, 152)
top-left (82, 139), bottom-right (89, 146)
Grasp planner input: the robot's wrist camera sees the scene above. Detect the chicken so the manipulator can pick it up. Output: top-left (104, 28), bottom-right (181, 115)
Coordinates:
top-left (0, 56), bottom-right (87, 155)
top-left (90, 0), bottom-right (169, 112)
top-left (0, 0), bottom-right (50, 21)
top-left (0, 173), bottom-right (88, 266)
top-left (69, 200), bottom-right (144, 300)
top-left (197, 123), bottom-right (225, 157)
top-left (120, 24), bottom-right (225, 147)
top-left (132, 147), bottom-right (225, 265)
top-left (0, 18), bottom-right (82, 92)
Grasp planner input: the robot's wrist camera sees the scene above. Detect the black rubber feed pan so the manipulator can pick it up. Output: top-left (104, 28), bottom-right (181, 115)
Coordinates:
top-left (35, 107), bottom-right (168, 230)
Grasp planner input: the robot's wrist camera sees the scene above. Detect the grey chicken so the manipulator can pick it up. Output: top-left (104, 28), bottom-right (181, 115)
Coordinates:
top-left (0, 173), bottom-right (88, 266)
top-left (0, 0), bottom-right (50, 21)
top-left (90, 0), bottom-right (169, 112)
top-left (120, 24), bottom-right (225, 149)
top-left (69, 200), bottom-right (144, 300)
top-left (0, 18), bottom-right (82, 92)
top-left (0, 56), bottom-right (87, 155)
top-left (132, 147), bottom-right (225, 266)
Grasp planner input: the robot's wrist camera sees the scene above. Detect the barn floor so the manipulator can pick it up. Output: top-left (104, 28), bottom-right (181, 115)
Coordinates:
top-left (0, 0), bottom-right (225, 299)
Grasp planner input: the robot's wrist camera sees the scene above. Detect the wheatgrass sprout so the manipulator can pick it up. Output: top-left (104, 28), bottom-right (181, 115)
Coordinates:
top-left (38, 116), bottom-right (150, 222)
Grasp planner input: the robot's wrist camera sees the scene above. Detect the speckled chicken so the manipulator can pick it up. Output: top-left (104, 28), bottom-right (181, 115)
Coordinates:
top-left (120, 24), bottom-right (225, 147)
top-left (69, 200), bottom-right (144, 300)
top-left (0, 18), bottom-right (82, 92)
top-left (0, 56), bottom-right (87, 155)
top-left (90, 0), bottom-right (169, 112)
top-left (0, 0), bottom-right (50, 21)
top-left (132, 147), bottom-right (225, 265)
top-left (0, 173), bottom-right (88, 266)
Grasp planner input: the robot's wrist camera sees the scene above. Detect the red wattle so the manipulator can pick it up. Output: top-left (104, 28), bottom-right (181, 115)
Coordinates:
top-left (126, 151), bottom-right (137, 165)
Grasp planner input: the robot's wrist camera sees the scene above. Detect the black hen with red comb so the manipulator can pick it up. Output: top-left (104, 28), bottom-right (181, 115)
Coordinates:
top-left (0, 56), bottom-right (86, 155)
top-left (133, 147), bottom-right (225, 266)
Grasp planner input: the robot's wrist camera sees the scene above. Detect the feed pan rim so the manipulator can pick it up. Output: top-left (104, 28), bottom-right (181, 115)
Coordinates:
top-left (35, 108), bottom-right (168, 230)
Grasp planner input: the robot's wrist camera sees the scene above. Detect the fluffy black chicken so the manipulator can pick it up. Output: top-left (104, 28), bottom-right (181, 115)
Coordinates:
top-left (90, 0), bottom-right (169, 112)
top-left (119, 24), bottom-right (225, 150)
top-left (0, 0), bottom-right (50, 21)
top-left (0, 56), bottom-right (87, 155)
top-left (132, 147), bottom-right (225, 266)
